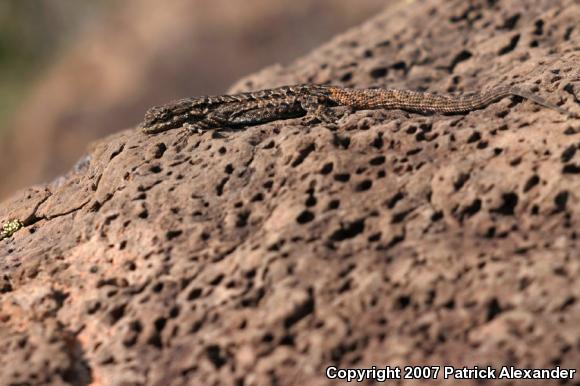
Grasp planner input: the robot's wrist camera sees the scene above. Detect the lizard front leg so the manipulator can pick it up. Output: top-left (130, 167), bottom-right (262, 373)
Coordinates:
top-left (184, 112), bottom-right (230, 133)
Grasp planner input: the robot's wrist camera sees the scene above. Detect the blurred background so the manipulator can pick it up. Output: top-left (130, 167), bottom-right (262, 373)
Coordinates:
top-left (0, 0), bottom-right (387, 200)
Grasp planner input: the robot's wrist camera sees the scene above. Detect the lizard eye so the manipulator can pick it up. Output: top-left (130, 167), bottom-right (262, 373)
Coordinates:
top-left (158, 109), bottom-right (170, 120)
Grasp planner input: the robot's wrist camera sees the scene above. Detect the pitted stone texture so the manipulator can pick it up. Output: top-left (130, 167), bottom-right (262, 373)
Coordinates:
top-left (1, 0), bottom-right (579, 385)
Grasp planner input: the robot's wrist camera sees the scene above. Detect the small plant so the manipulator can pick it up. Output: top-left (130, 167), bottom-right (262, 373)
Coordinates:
top-left (0, 219), bottom-right (23, 240)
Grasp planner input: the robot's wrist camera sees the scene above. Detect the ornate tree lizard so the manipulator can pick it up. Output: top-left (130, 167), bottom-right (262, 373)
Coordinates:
top-left (140, 84), bottom-right (576, 134)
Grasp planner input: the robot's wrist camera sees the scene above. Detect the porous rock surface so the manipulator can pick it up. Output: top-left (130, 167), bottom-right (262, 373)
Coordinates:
top-left (1, 0), bottom-right (579, 385)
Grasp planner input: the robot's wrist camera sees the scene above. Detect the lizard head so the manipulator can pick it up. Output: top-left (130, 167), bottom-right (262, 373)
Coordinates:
top-left (140, 99), bottom-right (204, 134)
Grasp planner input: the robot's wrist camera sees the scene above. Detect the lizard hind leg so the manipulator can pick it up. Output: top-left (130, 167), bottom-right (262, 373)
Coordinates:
top-left (300, 95), bottom-right (341, 125)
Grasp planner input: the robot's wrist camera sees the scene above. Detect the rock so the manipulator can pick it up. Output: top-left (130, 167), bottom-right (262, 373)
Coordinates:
top-left (1, 0), bottom-right (579, 385)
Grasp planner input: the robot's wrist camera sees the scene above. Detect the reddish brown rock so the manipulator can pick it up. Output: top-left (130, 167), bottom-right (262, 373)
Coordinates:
top-left (1, 0), bottom-right (579, 385)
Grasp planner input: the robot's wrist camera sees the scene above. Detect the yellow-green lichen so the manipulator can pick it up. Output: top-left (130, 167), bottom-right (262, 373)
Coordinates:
top-left (0, 219), bottom-right (23, 240)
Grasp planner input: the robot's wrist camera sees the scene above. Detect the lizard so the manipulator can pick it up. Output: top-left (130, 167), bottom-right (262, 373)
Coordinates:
top-left (139, 84), bottom-right (577, 134)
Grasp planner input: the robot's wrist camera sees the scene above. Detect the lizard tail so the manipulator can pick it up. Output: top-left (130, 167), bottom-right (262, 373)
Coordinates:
top-left (327, 86), bottom-right (577, 117)
top-left (508, 86), bottom-right (577, 118)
